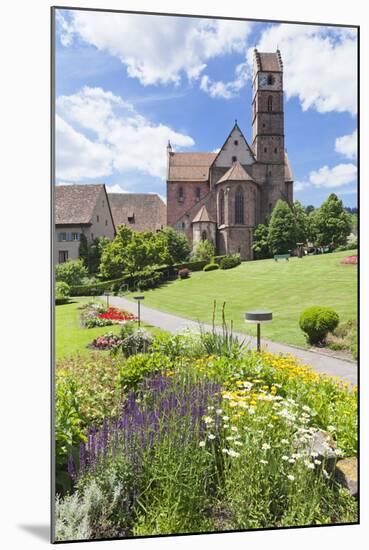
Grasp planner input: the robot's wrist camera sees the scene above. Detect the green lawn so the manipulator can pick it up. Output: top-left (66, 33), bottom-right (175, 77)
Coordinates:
top-left (125, 251), bottom-right (357, 348)
top-left (55, 298), bottom-right (164, 362)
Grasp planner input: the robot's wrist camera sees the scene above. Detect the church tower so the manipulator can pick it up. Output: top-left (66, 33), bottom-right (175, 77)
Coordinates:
top-left (252, 49), bottom-right (284, 164)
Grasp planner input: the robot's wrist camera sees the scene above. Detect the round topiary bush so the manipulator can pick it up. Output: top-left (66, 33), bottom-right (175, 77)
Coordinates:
top-left (220, 254), bottom-right (241, 270)
top-left (299, 306), bottom-right (340, 345)
top-left (203, 263), bottom-right (219, 272)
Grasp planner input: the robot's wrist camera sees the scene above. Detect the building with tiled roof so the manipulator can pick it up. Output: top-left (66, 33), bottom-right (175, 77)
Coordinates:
top-left (108, 193), bottom-right (166, 233)
top-left (166, 49), bottom-right (294, 260)
top-left (55, 184), bottom-right (115, 264)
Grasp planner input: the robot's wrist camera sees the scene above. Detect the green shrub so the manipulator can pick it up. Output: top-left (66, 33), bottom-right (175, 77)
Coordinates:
top-left (121, 330), bottom-right (153, 357)
top-left (56, 259), bottom-right (88, 286)
top-left (299, 306), bottom-right (340, 345)
top-left (193, 239), bottom-right (215, 262)
top-left (133, 268), bottom-right (163, 291)
top-left (336, 240), bottom-right (358, 251)
top-left (219, 254), bottom-right (241, 270)
top-left (175, 260), bottom-right (207, 272)
top-left (118, 352), bottom-right (171, 390)
top-left (119, 321), bottom-right (137, 340)
top-left (70, 275), bottom-right (129, 296)
top-left (203, 263), bottom-right (219, 272)
top-left (55, 281), bottom-right (70, 305)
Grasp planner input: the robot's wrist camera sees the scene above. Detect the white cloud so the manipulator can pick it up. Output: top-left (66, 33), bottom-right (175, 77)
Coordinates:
top-left (106, 184), bottom-right (129, 194)
top-left (58, 11), bottom-right (253, 87)
top-left (294, 162), bottom-right (357, 193)
top-left (200, 61), bottom-right (249, 99)
top-left (55, 114), bottom-right (114, 180)
top-left (309, 163), bottom-right (357, 188)
top-left (56, 87), bottom-right (194, 181)
top-left (335, 129), bottom-right (357, 159)
top-left (250, 24), bottom-right (357, 115)
top-left (294, 181), bottom-right (307, 192)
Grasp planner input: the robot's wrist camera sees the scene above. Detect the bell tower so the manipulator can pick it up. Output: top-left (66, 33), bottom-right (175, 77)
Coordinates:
top-left (252, 49), bottom-right (284, 165)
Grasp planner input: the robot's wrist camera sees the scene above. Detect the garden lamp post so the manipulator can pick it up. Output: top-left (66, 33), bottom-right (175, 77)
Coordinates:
top-left (245, 310), bottom-right (273, 352)
top-left (134, 296), bottom-right (145, 327)
top-left (104, 291), bottom-right (111, 307)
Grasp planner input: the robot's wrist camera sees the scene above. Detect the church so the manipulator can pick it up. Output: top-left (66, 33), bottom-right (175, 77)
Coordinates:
top-left (166, 49), bottom-right (294, 260)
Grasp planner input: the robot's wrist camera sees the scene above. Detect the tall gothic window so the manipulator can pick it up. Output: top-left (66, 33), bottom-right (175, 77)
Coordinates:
top-left (267, 95), bottom-right (273, 112)
top-left (219, 190), bottom-right (225, 225)
top-left (235, 188), bottom-right (244, 224)
top-left (201, 230), bottom-right (207, 241)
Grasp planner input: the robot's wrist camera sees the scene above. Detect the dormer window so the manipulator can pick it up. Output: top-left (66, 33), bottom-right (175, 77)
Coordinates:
top-left (234, 140), bottom-right (239, 146)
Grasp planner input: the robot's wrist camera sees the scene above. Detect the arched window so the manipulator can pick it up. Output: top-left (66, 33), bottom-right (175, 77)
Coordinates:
top-left (235, 188), bottom-right (244, 224)
top-left (201, 230), bottom-right (207, 241)
top-left (267, 95), bottom-right (273, 112)
top-left (219, 190), bottom-right (225, 225)
top-left (178, 186), bottom-right (184, 202)
top-left (267, 74), bottom-right (275, 85)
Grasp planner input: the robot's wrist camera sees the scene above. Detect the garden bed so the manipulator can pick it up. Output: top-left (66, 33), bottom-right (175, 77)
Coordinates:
top-left (55, 329), bottom-right (358, 540)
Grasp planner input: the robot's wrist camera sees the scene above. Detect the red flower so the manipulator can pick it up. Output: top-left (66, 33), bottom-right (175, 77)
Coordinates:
top-left (98, 307), bottom-right (136, 321)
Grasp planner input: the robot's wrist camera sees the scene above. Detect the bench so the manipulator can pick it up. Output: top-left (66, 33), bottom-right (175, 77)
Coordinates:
top-left (274, 254), bottom-right (290, 261)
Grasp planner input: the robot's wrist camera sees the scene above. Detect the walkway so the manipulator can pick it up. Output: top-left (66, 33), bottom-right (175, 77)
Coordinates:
top-left (109, 296), bottom-right (357, 385)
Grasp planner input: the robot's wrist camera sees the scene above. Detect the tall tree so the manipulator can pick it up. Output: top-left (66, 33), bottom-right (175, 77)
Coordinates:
top-left (293, 200), bottom-right (310, 244)
top-left (268, 200), bottom-right (296, 255)
top-left (252, 224), bottom-right (271, 259)
top-left (312, 193), bottom-right (352, 248)
top-left (158, 227), bottom-right (191, 264)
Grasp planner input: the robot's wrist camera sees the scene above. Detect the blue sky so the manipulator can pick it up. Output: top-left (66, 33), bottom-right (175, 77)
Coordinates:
top-left (54, 9), bottom-right (358, 207)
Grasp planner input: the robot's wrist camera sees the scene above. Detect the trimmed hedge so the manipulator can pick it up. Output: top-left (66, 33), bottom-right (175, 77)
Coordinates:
top-left (299, 306), bottom-right (340, 345)
top-left (70, 268), bottom-right (164, 296)
top-left (70, 275), bottom-right (130, 296)
top-left (203, 263), bottom-right (219, 272)
top-left (220, 254), bottom-right (241, 270)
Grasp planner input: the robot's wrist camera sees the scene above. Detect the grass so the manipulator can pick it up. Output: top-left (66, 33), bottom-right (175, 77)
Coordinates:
top-left (124, 251), bottom-right (357, 348)
top-left (55, 297), bottom-right (165, 361)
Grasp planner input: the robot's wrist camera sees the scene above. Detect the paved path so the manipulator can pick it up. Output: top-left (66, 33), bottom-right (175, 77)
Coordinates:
top-left (109, 296), bottom-right (357, 385)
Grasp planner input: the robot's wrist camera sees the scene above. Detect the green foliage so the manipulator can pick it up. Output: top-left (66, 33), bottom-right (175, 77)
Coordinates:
top-left (55, 465), bottom-right (134, 540)
top-left (133, 267), bottom-right (163, 291)
top-left (56, 281), bottom-right (70, 305)
top-left (219, 254), bottom-right (241, 270)
top-left (199, 301), bottom-right (245, 359)
top-left (203, 262), bottom-right (219, 272)
top-left (159, 227), bottom-right (191, 265)
top-left (56, 259), bottom-right (88, 286)
top-left (299, 306), bottom-right (340, 345)
top-left (336, 239), bottom-right (357, 252)
top-left (119, 321), bottom-right (137, 340)
top-left (252, 223), bottom-right (271, 259)
top-left (78, 233), bottom-right (89, 269)
top-left (311, 194), bottom-right (352, 249)
top-left (70, 275), bottom-right (129, 296)
top-left (55, 373), bottom-right (86, 493)
top-left (150, 333), bottom-right (191, 360)
top-left (326, 319), bottom-right (357, 359)
top-left (176, 260), bottom-right (207, 272)
top-left (88, 237), bottom-right (110, 274)
top-left (268, 200), bottom-right (297, 255)
top-left (121, 330), bottom-right (153, 358)
top-left (193, 239), bottom-right (216, 262)
top-left (118, 352), bottom-right (171, 390)
top-left (100, 225), bottom-right (169, 279)
top-left (293, 200), bottom-right (311, 244)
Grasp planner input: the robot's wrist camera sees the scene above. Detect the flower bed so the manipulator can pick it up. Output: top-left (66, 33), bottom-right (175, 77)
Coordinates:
top-left (55, 331), bottom-right (358, 540)
top-left (98, 307), bottom-right (136, 322)
top-left (80, 303), bottom-right (136, 328)
top-left (341, 255), bottom-right (358, 265)
top-left (90, 332), bottom-right (124, 350)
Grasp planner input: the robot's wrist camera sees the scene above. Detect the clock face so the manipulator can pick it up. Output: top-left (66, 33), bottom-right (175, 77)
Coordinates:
top-left (259, 74), bottom-right (268, 88)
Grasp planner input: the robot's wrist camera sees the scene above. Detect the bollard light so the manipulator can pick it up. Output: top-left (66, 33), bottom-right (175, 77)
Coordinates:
top-left (104, 291), bottom-right (111, 307)
top-left (134, 296), bottom-right (145, 327)
top-left (245, 310), bottom-right (273, 352)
